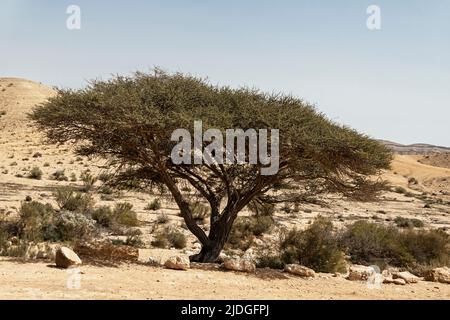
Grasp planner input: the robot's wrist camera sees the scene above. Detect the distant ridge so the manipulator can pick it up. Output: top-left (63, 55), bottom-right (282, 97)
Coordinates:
top-left (379, 140), bottom-right (450, 154)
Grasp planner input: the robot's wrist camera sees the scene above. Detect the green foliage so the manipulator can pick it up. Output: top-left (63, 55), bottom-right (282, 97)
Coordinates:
top-left (227, 215), bottom-right (274, 250)
top-left (80, 171), bottom-right (98, 192)
top-left (189, 201), bottom-right (210, 221)
top-left (151, 227), bottom-right (186, 249)
top-left (341, 221), bottom-right (449, 268)
top-left (256, 252), bottom-right (285, 269)
top-left (53, 187), bottom-right (95, 214)
top-left (51, 169), bottom-right (68, 181)
top-left (52, 211), bottom-right (96, 241)
top-left (92, 202), bottom-right (139, 228)
top-left (280, 217), bottom-right (347, 273)
top-left (18, 201), bottom-right (55, 241)
top-left (29, 167), bottom-right (43, 180)
top-left (394, 216), bottom-right (424, 229)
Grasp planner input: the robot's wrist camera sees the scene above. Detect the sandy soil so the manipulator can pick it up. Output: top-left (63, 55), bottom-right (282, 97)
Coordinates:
top-left (1, 257), bottom-right (449, 300)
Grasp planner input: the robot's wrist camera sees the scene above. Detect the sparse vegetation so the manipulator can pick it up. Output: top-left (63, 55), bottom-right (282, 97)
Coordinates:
top-left (279, 217), bottom-right (347, 273)
top-left (80, 171), bottom-right (97, 192)
top-left (145, 198), bottom-right (161, 211)
top-left (394, 216), bottom-right (424, 229)
top-left (28, 167), bottom-right (43, 180)
top-left (51, 169), bottom-right (68, 181)
top-left (92, 203), bottom-right (139, 228)
top-left (53, 187), bottom-right (94, 214)
top-left (151, 227), bottom-right (186, 249)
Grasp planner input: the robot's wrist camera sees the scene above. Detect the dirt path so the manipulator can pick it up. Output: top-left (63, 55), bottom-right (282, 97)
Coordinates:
top-left (0, 258), bottom-right (449, 300)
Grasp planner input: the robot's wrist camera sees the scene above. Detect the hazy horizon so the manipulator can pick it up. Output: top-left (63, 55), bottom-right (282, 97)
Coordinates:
top-left (1, 0), bottom-right (449, 146)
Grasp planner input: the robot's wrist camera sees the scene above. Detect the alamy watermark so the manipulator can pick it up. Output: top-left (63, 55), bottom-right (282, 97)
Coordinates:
top-left (367, 5), bottom-right (381, 30)
top-left (171, 121), bottom-right (280, 175)
top-left (66, 5), bottom-right (81, 30)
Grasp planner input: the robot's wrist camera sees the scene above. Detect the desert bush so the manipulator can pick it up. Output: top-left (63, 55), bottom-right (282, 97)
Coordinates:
top-left (145, 198), bottom-right (161, 211)
top-left (408, 177), bottom-right (418, 185)
top-left (53, 211), bottom-right (96, 241)
top-left (51, 169), bottom-right (68, 181)
top-left (43, 162), bottom-right (50, 167)
top-left (247, 201), bottom-right (275, 217)
top-left (151, 227), bottom-right (186, 249)
top-left (340, 221), bottom-right (449, 268)
top-left (156, 213), bottom-right (169, 224)
top-left (80, 171), bottom-right (97, 192)
top-left (394, 216), bottom-right (424, 228)
top-left (53, 187), bottom-right (95, 213)
top-left (98, 172), bottom-right (113, 183)
top-left (190, 201), bottom-right (210, 221)
top-left (32, 152), bottom-right (42, 158)
top-left (227, 215), bottom-right (274, 250)
top-left (124, 229), bottom-right (144, 248)
top-left (256, 252), bottom-right (284, 269)
top-left (394, 186), bottom-right (407, 194)
top-left (92, 206), bottom-right (114, 227)
top-left (92, 203), bottom-right (139, 228)
top-left (280, 217), bottom-right (347, 273)
top-left (28, 167), bottom-right (43, 180)
top-left (114, 203), bottom-right (139, 227)
top-left (70, 173), bottom-right (77, 182)
top-left (99, 185), bottom-right (113, 195)
top-left (18, 201), bottom-right (55, 241)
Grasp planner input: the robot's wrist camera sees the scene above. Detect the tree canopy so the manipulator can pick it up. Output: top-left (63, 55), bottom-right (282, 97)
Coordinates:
top-left (30, 70), bottom-right (392, 262)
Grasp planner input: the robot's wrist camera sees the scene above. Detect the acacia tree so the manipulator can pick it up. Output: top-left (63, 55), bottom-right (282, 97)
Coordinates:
top-left (30, 70), bottom-right (392, 262)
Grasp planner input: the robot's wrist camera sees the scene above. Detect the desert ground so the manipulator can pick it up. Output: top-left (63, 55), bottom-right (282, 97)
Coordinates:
top-left (1, 78), bottom-right (450, 300)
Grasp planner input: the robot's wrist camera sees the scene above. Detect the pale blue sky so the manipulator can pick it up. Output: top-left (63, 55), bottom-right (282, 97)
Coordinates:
top-left (1, 1), bottom-right (449, 146)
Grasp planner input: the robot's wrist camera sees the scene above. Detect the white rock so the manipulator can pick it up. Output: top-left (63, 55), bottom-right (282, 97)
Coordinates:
top-left (392, 271), bottom-right (420, 284)
top-left (164, 256), bottom-right (190, 270)
top-left (55, 247), bottom-right (82, 269)
top-left (223, 257), bottom-right (256, 273)
top-left (284, 264), bottom-right (315, 278)
top-left (424, 267), bottom-right (450, 284)
top-left (347, 265), bottom-right (376, 281)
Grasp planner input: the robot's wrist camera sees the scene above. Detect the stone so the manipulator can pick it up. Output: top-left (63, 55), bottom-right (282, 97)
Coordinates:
top-left (284, 264), bottom-right (316, 278)
top-left (55, 247), bottom-right (82, 269)
top-left (223, 257), bottom-right (256, 273)
top-left (347, 265), bottom-right (375, 281)
top-left (164, 256), bottom-right (190, 270)
top-left (392, 271), bottom-right (420, 284)
top-left (424, 267), bottom-right (450, 284)
top-left (383, 277), bottom-right (407, 285)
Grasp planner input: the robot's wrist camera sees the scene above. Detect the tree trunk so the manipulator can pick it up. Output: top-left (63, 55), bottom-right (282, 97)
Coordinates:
top-left (190, 214), bottom-right (236, 263)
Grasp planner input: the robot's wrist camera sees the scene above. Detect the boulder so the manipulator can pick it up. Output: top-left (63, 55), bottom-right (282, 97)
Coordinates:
top-left (392, 271), bottom-right (420, 284)
top-left (424, 267), bottom-right (450, 284)
top-left (164, 256), bottom-right (190, 270)
top-left (284, 264), bottom-right (316, 278)
top-left (223, 257), bottom-right (256, 273)
top-left (383, 277), bottom-right (407, 285)
top-left (55, 247), bottom-right (82, 269)
top-left (347, 265), bottom-right (375, 281)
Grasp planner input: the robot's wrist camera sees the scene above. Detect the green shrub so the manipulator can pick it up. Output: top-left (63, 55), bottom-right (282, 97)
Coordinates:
top-left (98, 172), bottom-right (113, 183)
top-left (114, 203), bottom-right (139, 227)
top-left (125, 229), bottom-right (144, 248)
top-left (51, 169), bottom-right (68, 181)
top-left (167, 229), bottom-right (187, 249)
top-left (151, 227), bottom-right (186, 249)
top-left (156, 213), bottom-right (169, 224)
top-left (190, 202), bottom-right (210, 221)
top-left (247, 201), bottom-right (275, 217)
top-left (145, 198), bottom-right (161, 211)
top-left (227, 215), bottom-right (274, 250)
top-left (256, 252), bottom-right (284, 269)
top-left (340, 221), bottom-right (450, 269)
top-left (394, 186), bottom-right (407, 194)
top-left (394, 216), bottom-right (424, 229)
top-left (280, 217), bottom-right (347, 273)
top-left (18, 201), bottom-right (55, 241)
top-left (29, 167), bottom-right (43, 180)
top-left (53, 187), bottom-right (95, 214)
top-left (53, 211), bottom-right (96, 241)
top-left (92, 203), bottom-right (139, 228)
top-left (80, 171), bottom-right (97, 192)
